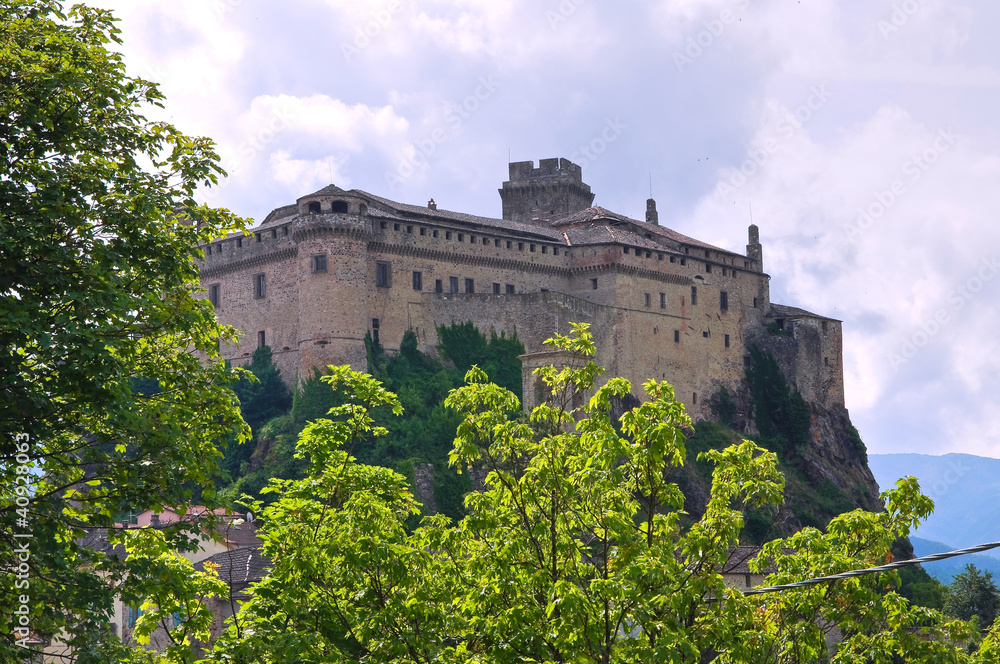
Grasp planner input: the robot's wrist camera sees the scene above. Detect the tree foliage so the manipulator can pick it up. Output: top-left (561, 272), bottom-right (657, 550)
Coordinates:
top-left (947, 564), bottom-right (1000, 630)
top-left (0, 1), bottom-right (248, 660)
top-left (203, 324), bottom-right (1000, 663)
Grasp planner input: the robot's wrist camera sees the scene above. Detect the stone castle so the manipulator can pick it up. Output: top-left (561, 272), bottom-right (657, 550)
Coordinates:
top-left (198, 157), bottom-right (844, 419)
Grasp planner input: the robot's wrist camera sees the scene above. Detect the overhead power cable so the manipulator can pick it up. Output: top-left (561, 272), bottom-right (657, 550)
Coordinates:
top-left (744, 540), bottom-right (1000, 596)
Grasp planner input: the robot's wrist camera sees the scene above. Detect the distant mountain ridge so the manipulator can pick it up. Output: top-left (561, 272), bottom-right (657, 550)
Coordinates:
top-left (868, 453), bottom-right (1000, 553)
top-left (910, 536), bottom-right (1000, 583)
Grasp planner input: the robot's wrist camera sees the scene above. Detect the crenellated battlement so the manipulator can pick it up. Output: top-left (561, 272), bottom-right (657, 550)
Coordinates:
top-left (500, 157), bottom-right (595, 224)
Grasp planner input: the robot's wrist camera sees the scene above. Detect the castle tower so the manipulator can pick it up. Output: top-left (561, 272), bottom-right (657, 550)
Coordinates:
top-left (646, 198), bottom-right (659, 225)
top-left (747, 223), bottom-right (763, 273)
top-left (499, 158), bottom-right (595, 224)
top-left (294, 188), bottom-right (372, 373)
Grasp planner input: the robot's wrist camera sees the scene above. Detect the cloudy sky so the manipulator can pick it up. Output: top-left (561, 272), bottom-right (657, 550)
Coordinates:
top-left (91, 0), bottom-right (1000, 459)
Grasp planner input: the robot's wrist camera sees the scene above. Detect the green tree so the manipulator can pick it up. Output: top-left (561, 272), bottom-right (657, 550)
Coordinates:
top-left (947, 564), bottom-right (1000, 630)
top-left (0, 2), bottom-right (248, 660)
top-left (206, 324), bottom-right (998, 663)
top-left (231, 346), bottom-right (292, 435)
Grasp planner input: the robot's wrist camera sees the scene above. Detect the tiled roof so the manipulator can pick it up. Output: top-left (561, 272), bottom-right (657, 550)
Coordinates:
top-left (355, 190), bottom-right (564, 240)
top-left (553, 206), bottom-right (732, 254)
top-left (722, 545), bottom-right (776, 575)
top-left (563, 224), bottom-right (667, 252)
top-left (769, 303), bottom-right (840, 322)
top-left (196, 546), bottom-right (270, 595)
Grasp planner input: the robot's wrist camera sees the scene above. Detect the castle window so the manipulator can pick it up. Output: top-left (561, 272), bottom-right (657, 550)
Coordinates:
top-left (744, 260), bottom-right (750, 268)
top-left (722, 267), bottom-right (727, 276)
top-left (644, 293), bottom-right (651, 307)
top-left (824, 356), bottom-right (829, 367)
top-left (394, 223), bottom-right (400, 231)
top-left (591, 278), bottom-right (598, 290)
top-left (725, 334), bottom-right (730, 348)
top-left (674, 330), bottom-right (680, 343)
top-left (658, 253), bottom-right (663, 261)
top-left (706, 264), bottom-right (712, 274)
top-left (207, 245), bottom-right (212, 256)
top-left (371, 319), bottom-right (380, 345)
top-left (720, 291), bottom-right (728, 311)
top-left (693, 392), bottom-right (697, 404)
top-left (311, 254), bottom-right (328, 273)
top-left (209, 284), bottom-right (220, 308)
top-left (660, 293), bottom-right (666, 309)
top-left (255, 232), bottom-right (261, 243)
top-left (283, 226), bottom-right (288, 236)
top-left (822, 320), bottom-right (829, 333)
top-left (691, 286), bottom-right (697, 306)
top-left (670, 256), bottom-right (675, 263)
top-left (506, 240), bottom-right (512, 249)
top-left (494, 238), bottom-right (500, 247)
top-left (380, 221), bottom-right (387, 229)
top-left (483, 237), bottom-right (489, 246)
top-left (412, 271), bottom-right (422, 291)
top-left (237, 237), bottom-right (242, 248)
top-left (493, 283), bottom-right (500, 294)
top-left (433, 230), bottom-right (439, 238)
top-left (553, 247), bottom-right (559, 256)
top-left (420, 227), bottom-right (426, 236)
top-left (359, 204), bottom-right (368, 215)
top-left (446, 231), bottom-right (451, 240)
top-left (458, 233), bottom-right (464, 241)
top-left (623, 247), bottom-right (629, 255)
top-left (518, 242), bottom-right (524, 251)
top-left (308, 201), bottom-right (321, 214)
top-left (257, 330), bottom-right (266, 348)
top-left (732, 269), bottom-right (738, 279)
top-left (684, 247), bottom-right (689, 254)
top-left (376, 262), bottom-right (391, 288)
top-left (680, 258), bottom-right (686, 266)
top-left (645, 251), bottom-right (651, 258)
top-left (501, 284), bottom-right (512, 294)
top-left (271, 229), bottom-right (277, 238)
top-left (542, 245), bottom-right (548, 254)
top-left (406, 225), bottom-right (413, 233)
top-left (703, 331), bottom-right (709, 338)
top-left (253, 273), bottom-right (266, 299)
top-left (705, 250), bottom-right (710, 258)
top-left (530, 244), bottom-right (535, 252)
top-left (331, 200), bottom-right (348, 213)
top-left (465, 278), bottom-right (474, 293)
top-left (541, 288), bottom-right (549, 292)
top-left (753, 297), bottom-right (758, 308)
top-left (435, 279), bottom-right (443, 293)
top-left (449, 276), bottom-right (458, 293)
top-left (217, 243), bottom-right (223, 253)
top-left (469, 235), bottom-right (475, 243)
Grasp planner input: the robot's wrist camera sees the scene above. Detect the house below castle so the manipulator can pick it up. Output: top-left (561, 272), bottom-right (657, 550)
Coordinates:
top-left (198, 157), bottom-right (843, 418)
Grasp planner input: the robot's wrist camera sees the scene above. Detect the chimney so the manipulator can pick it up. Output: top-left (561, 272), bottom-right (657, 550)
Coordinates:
top-left (150, 513), bottom-right (160, 527)
top-left (646, 198), bottom-right (659, 225)
top-left (427, 198), bottom-right (437, 211)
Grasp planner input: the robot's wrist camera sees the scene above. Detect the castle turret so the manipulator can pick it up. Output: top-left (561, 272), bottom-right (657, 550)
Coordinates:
top-left (499, 158), bottom-right (595, 224)
top-left (646, 198), bottom-right (659, 225)
top-left (747, 223), bottom-right (762, 273)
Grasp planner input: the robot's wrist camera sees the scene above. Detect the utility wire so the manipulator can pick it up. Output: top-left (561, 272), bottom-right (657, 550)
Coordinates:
top-left (744, 540), bottom-right (1000, 596)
